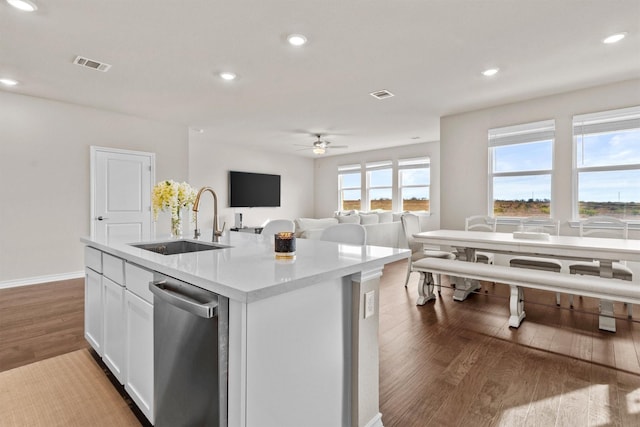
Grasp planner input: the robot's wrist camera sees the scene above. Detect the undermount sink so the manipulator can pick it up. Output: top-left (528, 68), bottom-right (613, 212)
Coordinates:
top-left (131, 239), bottom-right (230, 255)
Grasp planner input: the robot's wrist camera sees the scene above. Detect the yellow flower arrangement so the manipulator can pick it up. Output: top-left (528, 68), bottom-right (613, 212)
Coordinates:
top-left (152, 180), bottom-right (197, 236)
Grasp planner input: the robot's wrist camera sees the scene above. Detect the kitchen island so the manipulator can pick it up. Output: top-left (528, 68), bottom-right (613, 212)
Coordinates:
top-left (81, 231), bottom-right (409, 427)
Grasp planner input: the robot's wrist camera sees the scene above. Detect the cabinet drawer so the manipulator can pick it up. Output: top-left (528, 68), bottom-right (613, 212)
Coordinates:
top-left (103, 253), bottom-right (125, 285)
top-left (85, 246), bottom-right (102, 273)
top-left (125, 262), bottom-right (154, 304)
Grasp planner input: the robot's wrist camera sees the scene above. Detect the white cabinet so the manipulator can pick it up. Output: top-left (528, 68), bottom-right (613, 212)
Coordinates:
top-left (84, 267), bottom-right (103, 356)
top-left (85, 248), bottom-right (155, 423)
top-left (103, 276), bottom-right (126, 384)
top-left (125, 289), bottom-right (154, 423)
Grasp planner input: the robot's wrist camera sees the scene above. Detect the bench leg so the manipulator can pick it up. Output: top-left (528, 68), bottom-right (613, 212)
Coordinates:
top-left (451, 276), bottom-right (481, 302)
top-left (599, 299), bottom-right (616, 332)
top-left (416, 272), bottom-right (436, 305)
top-left (508, 285), bottom-right (526, 328)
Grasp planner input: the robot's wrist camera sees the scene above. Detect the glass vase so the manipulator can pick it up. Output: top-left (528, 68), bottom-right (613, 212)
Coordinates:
top-left (170, 210), bottom-right (182, 238)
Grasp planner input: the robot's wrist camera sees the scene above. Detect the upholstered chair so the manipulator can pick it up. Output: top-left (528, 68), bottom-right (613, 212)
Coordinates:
top-left (400, 213), bottom-right (455, 291)
top-left (509, 218), bottom-right (563, 305)
top-left (320, 223), bottom-right (367, 245)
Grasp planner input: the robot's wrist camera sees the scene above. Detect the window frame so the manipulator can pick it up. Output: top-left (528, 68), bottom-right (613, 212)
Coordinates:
top-left (572, 106), bottom-right (640, 221)
top-left (365, 161), bottom-right (393, 211)
top-left (488, 119), bottom-right (555, 219)
top-left (337, 164), bottom-right (362, 212)
top-left (398, 157), bottom-right (430, 212)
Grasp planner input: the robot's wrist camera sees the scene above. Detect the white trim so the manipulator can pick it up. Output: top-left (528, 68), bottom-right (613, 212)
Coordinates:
top-left (0, 271), bottom-right (84, 290)
top-left (363, 412), bottom-right (384, 427)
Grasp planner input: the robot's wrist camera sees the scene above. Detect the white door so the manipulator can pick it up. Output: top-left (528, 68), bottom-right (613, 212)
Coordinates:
top-left (91, 147), bottom-right (154, 244)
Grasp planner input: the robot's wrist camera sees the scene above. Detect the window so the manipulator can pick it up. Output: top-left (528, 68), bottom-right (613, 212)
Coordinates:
top-left (366, 161), bottom-right (392, 210)
top-left (489, 120), bottom-right (555, 217)
top-left (338, 164), bottom-right (361, 211)
top-left (398, 157), bottom-right (430, 212)
top-left (573, 106), bottom-right (640, 220)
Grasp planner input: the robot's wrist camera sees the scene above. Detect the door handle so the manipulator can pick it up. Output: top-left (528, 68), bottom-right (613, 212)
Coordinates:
top-left (96, 216), bottom-right (109, 221)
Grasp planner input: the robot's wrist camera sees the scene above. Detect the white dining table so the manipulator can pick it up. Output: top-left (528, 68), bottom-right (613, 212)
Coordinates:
top-left (413, 229), bottom-right (640, 331)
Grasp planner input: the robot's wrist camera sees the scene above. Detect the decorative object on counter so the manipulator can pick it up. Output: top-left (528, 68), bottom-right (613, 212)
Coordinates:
top-left (152, 180), bottom-right (197, 238)
top-left (274, 232), bottom-right (296, 259)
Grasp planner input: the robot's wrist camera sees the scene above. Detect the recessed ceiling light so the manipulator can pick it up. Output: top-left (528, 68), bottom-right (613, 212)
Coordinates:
top-left (287, 34), bottom-right (307, 47)
top-left (0, 78), bottom-right (19, 86)
top-left (219, 72), bottom-right (237, 81)
top-left (603, 33), bottom-right (627, 44)
top-left (482, 68), bottom-right (499, 77)
top-left (6, 0), bottom-right (38, 12)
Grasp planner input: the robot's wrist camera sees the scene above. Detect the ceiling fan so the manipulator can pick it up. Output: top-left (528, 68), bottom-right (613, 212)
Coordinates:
top-left (295, 134), bottom-right (348, 155)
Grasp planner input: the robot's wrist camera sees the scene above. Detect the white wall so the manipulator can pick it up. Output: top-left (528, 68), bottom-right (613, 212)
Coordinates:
top-left (440, 79), bottom-right (640, 277)
top-left (313, 142), bottom-right (441, 230)
top-left (188, 135), bottom-right (315, 233)
top-left (0, 91), bottom-right (188, 283)
top-left (440, 78), bottom-right (640, 233)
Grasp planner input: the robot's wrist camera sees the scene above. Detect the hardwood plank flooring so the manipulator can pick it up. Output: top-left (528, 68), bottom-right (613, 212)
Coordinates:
top-left (2, 263), bottom-right (640, 426)
top-left (0, 279), bottom-right (87, 372)
top-left (379, 260), bottom-right (640, 427)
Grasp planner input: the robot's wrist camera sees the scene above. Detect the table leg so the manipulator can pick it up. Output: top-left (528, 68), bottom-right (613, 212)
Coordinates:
top-left (508, 285), bottom-right (526, 328)
top-left (599, 300), bottom-right (616, 332)
top-left (416, 272), bottom-right (436, 305)
top-left (451, 276), bottom-right (481, 302)
top-left (598, 260), bottom-right (616, 333)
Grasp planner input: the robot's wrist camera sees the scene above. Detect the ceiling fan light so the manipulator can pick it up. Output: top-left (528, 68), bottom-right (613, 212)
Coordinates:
top-left (6, 0), bottom-right (38, 12)
top-left (313, 147), bottom-right (325, 155)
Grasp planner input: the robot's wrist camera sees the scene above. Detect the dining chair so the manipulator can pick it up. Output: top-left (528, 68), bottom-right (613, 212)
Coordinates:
top-left (568, 216), bottom-right (633, 316)
top-left (319, 223), bottom-right (367, 245)
top-left (401, 213), bottom-right (455, 290)
top-left (509, 218), bottom-right (563, 305)
top-left (262, 219), bottom-right (295, 237)
top-left (464, 215), bottom-right (496, 264)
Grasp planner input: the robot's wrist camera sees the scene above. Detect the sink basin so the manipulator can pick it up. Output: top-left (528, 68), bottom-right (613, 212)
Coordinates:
top-left (131, 240), bottom-right (230, 255)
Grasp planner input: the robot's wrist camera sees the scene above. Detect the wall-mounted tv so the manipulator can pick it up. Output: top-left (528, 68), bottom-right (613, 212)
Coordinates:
top-left (229, 171), bottom-right (281, 207)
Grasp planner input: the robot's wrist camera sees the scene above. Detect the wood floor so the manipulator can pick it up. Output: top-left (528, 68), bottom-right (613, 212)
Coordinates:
top-left (1, 264), bottom-right (640, 426)
top-left (0, 279), bottom-right (88, 372)
top-left (380, 260), bottom-right (640, 426)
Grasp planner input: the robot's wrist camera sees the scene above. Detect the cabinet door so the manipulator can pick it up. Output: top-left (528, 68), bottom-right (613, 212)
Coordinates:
top-left (125, 290), bottom-right (154, 423)
top-left (84, 268), bottom-right (103, 356)
top-left (103, 276), bottom-right (126, 384)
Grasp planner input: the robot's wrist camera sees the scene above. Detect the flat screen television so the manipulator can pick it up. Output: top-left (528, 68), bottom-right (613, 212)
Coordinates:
top-left (229, 171), bottom-right (281, 207)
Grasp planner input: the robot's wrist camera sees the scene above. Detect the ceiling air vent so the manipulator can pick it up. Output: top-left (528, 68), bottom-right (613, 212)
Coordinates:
top-left (369, 89), bottom-right (394, 100)
top-left (73, 56), bottom-right (112, 72)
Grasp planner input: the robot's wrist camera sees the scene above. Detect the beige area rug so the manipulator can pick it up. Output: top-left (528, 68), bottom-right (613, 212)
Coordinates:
top-left (0, 349), bottom-right (140, 426)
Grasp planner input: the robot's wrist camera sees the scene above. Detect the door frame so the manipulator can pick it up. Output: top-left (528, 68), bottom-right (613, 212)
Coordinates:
top-left (90, 146), bottom-right (156, 239)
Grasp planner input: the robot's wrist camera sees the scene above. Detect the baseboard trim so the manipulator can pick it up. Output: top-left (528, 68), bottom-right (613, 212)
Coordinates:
top-left (364, 412), bottom-right (384, 427)
top-left (0, 271), bottom-right (84, 290)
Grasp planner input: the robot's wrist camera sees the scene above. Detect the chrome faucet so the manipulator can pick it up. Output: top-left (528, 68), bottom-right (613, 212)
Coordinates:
top-left (192, 187), bottom-right (225, 242)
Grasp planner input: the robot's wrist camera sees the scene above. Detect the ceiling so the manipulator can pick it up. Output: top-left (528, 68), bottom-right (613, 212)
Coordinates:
top-left (2, 0), bottom-right (639, 157)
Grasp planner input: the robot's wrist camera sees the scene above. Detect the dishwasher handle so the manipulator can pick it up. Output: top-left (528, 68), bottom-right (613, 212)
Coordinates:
top-left (149, 279), bottom-right (219, 319)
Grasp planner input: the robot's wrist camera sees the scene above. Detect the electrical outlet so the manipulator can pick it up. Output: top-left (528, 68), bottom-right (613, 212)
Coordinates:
top-left (364, 290), bottom-right (375, 319)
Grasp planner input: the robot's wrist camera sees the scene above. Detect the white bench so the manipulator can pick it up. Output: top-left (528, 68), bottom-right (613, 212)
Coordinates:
top-left (412, 257), bottom-right (640, 332)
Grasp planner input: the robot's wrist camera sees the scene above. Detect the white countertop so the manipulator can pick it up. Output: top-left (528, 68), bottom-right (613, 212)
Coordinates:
top-left (82, 231), bottom-right (409, 303)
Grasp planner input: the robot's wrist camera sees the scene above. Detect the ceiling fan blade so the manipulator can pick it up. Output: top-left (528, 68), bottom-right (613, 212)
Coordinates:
top-left (295, 146), bottom-right (313, 151)
top-left (329, 145), bottom-right (348, 149)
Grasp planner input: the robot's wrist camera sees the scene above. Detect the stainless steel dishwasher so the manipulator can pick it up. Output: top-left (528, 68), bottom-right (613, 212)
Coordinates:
top-left (149, 274), bottom-right (229, 427)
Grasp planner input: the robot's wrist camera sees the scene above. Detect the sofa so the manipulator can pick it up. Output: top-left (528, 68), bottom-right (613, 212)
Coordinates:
top-left (294, 211), bottom-right (407, 248)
